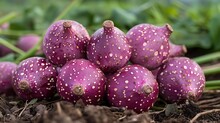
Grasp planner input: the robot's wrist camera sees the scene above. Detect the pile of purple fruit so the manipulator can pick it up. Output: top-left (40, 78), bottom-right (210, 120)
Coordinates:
top-left (0, 20), bottom-right (205, 113)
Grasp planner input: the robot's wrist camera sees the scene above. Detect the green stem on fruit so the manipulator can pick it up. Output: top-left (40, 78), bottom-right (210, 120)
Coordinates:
top-left (193, 52), bottom-right (220, 64)
top-left (205, 80), bottom-right (220, 90)
top-left (15, 0), bottom-right (78, 63)
top-left (206, 80), bottom-right (220, 87)
top-left (0, 30), bottom-right (42, 37)
top-left (0, 38), bottom-right (25, 55)
top-left (205, 86), bottom-right (220, 90)
top-left (0, 12), bottom-right (18, 25)
top-left (202, 64), bottom-right (220, 75)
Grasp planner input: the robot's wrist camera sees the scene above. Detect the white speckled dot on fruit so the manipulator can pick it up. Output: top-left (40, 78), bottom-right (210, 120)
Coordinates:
top-left (157, 57), bottom-right (205, 104)
top-left (0, 62), bottom-right (17, 94)
top-left (56, 59), bottom-right (106, 105)
top-left (12, 57), bottom-right (58, 100)
top-left (126, 24), bottom-right (172, 70)
top-left (43, 20), bottom-right (90, 66)
top-left (107, 64), bottom-right (159, 113)
top-left (87, 20), bottom-right (131, 74)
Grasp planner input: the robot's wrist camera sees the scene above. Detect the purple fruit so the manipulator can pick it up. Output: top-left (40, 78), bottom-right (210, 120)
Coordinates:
top-left (126, 23), bottom-right (173, 70)
top-left (0, 45), bottom-right (12, 57)
top-left (87, 20), bottom-right (131, 73)
top-left (12, 57), bottom-right (58, 100)
top-left (57, 59), bottom-right (106, 105)
top-left (43, 20), bottom-right (90, 66)
top-left (151, 68), bottom-right (160, 79)
top-left (0, 23), bottom-right (12, 57)
top-left (107, 65), bottom-right (159, 113)
top-left (0, 23), bottom-right (9, 30)
top-left (0, 62), bottom-right (17, 94)
top-left (17, 34), bottom-right (41, 52)
top-left (157, 57), bottom-right (205, 104)
top-left (169, 41), bottom-right (187, 57)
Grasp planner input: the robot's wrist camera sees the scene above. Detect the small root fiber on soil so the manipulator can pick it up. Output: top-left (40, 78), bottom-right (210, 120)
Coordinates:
top-left (0, 90), bottom-right (220, 123)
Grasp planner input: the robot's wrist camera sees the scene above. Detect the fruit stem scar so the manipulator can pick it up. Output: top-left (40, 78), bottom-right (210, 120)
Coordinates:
top-left (63, 21), bottom-right (72, 28)
top-left (72, 85), bottom-right (84, 95)
top-left (19, 80), bottom-right (29, 90)
top-left (142, 85), bottom-right (153, 94)
top-left (165, 24), bottom-right (173, 33)
top-left (103, 20), bottom-right (114, 28)
top-left (182, 45), bottom-right (187, 54)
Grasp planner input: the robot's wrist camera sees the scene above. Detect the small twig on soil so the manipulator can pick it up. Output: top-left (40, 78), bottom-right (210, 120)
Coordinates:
top-left (196, 97), bottom-right (220, 105)
top-left (199, 101), bottom-right (220, 108)
top-left (56, 102), bottom-right (63, 115)
top-left (199, 105), bottom-right (220, 110)
top-left (13, 108), bottom-right (24, 114)
top-left (18, 100), bottom-right (28, 117)
top-left (149, 108), bottom-right (165, 115)
top-left (117, 115), bottom-right (127, 121)
top-left (190, 109), bottom-right (220, 123)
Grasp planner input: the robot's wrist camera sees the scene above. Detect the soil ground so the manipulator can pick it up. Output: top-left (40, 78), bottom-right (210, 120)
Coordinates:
top-left (0, 89), bottom-right (220, 123)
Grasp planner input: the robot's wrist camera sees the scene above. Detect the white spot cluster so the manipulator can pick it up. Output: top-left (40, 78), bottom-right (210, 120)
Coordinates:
top-left (157, 57), bottom-right (205, 103)
top-left (0, 62), bottom-right (17, 94)
top-left (126, 23), bottom-right (172, 70)
top-left (12, 57), bottom-right (58, 100)
top-left (56, 59), bottom-right (106, 105)
top-left (43, 20), bottom-right (90, 66)
top-left (107, 65), bottom-right (159, 113)
top-left (87, 22), bottom-right (131, 73)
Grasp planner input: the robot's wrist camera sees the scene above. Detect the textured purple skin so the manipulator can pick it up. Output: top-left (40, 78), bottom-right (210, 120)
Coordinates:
top-left (151, 67), bottom-right (160, 79)
top-left (12, 57), bottom-right (58, 100)
top-left (43, 20), bottom-right (90, 66)
top-left (169, 42), bottom-right (187, 57)
top-left (157, 57), bottom-right (205, 104)
top-left (87, 20), bottom-right (131, 73)
top-left (0, 62), bottom-right (17, 94)
top-left (126, 24), bottom-right (172, 70)
top-left (57, 59), bottom-right (106, 105)
top-left (17, 34), bottom-right (40, 52)
top-left (107, 65), bottom-right (159, 113)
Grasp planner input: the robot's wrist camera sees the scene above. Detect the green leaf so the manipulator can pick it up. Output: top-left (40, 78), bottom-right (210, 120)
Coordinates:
top-left (208, 15), bottom-right (220, 50)
top-left (112, 8), bottom-right (137, 26)
top-left (0, 53), bottom-right (15, 62)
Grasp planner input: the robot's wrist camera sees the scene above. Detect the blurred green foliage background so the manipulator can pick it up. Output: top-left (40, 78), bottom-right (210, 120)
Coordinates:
top-left (0, 0), bottom-right (220, 61)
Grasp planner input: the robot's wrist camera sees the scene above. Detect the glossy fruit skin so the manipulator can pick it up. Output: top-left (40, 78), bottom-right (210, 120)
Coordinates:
top-left (0, 62), bottom-right (17, 94)
top-left (17, 34), bottom-right (40, 52)
top-left (126, 24), bottom-right (172, 70)
top-left (12, 57), bottom-right (58, 100)
top-left (157, 57), bottom-right (205, 104)
top-left (87, 20), bottom-right (131, 73)
top-left (43, 20), bottom-right (90, 66)
top-left (107, 65), bottom-right (159, 113)
top-left (57, 59), bottom-right (106, 105)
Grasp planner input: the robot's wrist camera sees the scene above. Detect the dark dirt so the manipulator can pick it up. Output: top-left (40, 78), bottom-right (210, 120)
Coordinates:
top-left (0, 90), bottom-right (220, 123)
